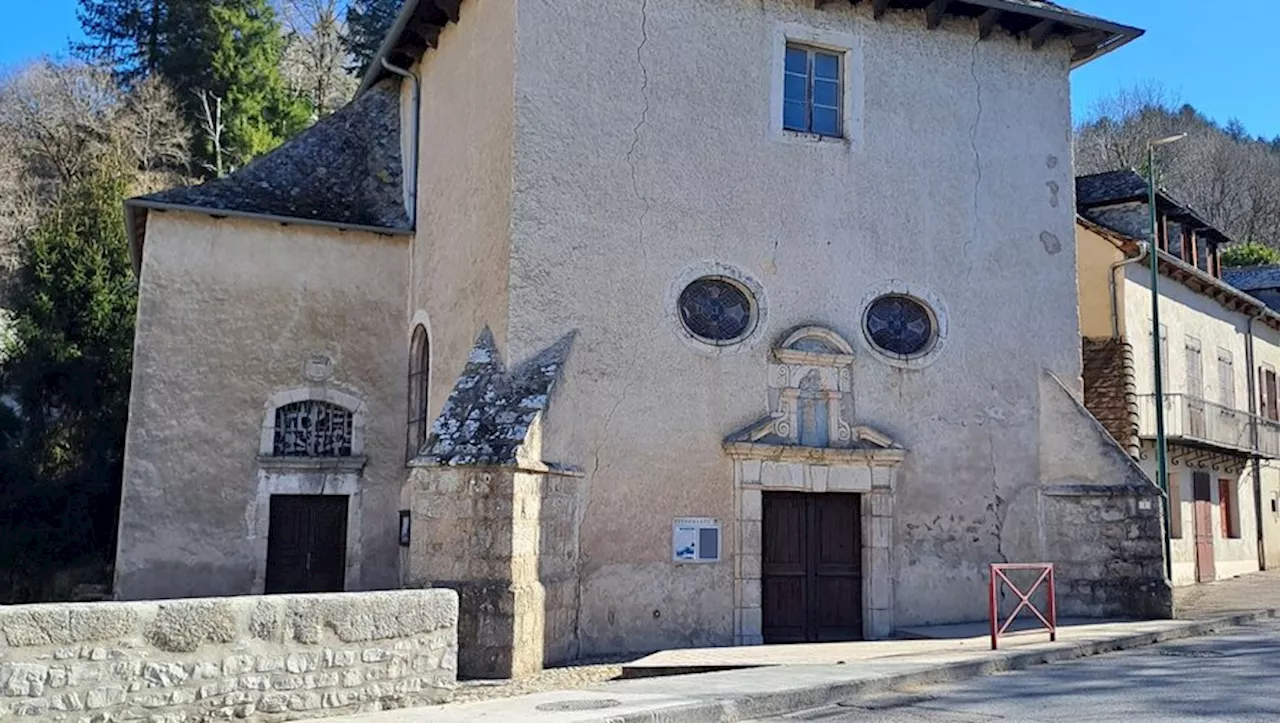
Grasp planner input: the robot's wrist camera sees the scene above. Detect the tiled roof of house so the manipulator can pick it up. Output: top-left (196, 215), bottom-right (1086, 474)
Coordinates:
top-left (1223, 265), bottom-right (1280, 293)
top-left (134, 80), bottom-right (409, 230)
top-left (1076, 170), bottom-right (1150, 206)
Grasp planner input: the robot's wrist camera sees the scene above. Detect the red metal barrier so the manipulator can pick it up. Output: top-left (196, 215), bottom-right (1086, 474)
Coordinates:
top-left (988, 563), bottom-right (1057, 650)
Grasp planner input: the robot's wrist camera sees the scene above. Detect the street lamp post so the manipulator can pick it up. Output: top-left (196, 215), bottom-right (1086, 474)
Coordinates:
top-left (1147, 133), bottom-right (1186, 583)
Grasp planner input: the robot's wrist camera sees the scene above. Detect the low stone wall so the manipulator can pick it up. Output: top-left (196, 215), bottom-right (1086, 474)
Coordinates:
top-left (0, 590), bottom-right (457, 721)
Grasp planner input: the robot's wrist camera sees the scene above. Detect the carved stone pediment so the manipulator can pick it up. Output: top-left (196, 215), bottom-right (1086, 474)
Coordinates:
top-left (724, 326), bottom-right (904, 465)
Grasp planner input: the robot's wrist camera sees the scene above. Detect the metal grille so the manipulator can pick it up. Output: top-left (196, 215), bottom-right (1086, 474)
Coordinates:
top-left (865, 295), bottom-right (934, 357)
top-left (678, 278), bottom-right (754, 343)
top-left (273, 401), bottom-right (353, 457)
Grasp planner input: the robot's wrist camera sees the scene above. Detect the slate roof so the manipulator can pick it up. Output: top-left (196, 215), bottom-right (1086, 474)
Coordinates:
top-left (419, 328), bottom-right (576, 467)
top-left (1223, 266), bottom-right (1280, 293)
top-left (1076, 170), bottom-right (1150, 206)
top-left (134, 80), bottom-right (409, 230)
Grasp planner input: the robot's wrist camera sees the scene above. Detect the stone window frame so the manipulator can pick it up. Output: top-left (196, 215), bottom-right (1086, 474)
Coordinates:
top-left (667, 262), bottom-right (769, 356)
top-left (857, 280), bottom-right (949, 370)
top-left (769, 22), bottom-right (864, 146)
top-left (259, 386), bottom-right (368, 468)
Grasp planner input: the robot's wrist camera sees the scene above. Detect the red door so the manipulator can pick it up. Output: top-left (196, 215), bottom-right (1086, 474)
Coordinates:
top-left (761, 492), bottom-right (863, 643)
top-left (1192, 473), bottom-right (1216, 583)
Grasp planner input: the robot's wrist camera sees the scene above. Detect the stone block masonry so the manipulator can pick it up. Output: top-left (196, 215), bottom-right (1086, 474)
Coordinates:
top-left (0, 590), bottom-right (457, 721)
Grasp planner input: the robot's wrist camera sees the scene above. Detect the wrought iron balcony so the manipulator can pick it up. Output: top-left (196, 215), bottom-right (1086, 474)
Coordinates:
top-left (1136, 394), bottom-right (1280, 458)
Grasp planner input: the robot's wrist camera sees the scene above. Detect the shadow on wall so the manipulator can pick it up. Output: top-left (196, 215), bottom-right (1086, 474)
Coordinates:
top-left (1036, 372), bottom-right (1172, 620)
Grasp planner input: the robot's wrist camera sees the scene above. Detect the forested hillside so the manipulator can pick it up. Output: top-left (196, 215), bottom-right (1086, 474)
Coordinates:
top-left (1075, 85), bottom-right (1280, 252)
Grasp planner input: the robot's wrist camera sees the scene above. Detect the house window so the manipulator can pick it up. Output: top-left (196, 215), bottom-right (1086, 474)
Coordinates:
top-left (273, 401), bottom-right (353, 457)
top-left (407, 324), bottom-right (430, 460)
top-left (1218, 350), bottom-right (1235, 409)
top-left (1219, 478), bottom-right (1241, 539)
top-left (1168, 473), bottom-right (1182, 539)
top-left (1184, 337), bottom-right (1203, 399)
top-left (783, 44), bottom-right (842, 137)
top-left (1261, 366), bottom-right (1279, 421)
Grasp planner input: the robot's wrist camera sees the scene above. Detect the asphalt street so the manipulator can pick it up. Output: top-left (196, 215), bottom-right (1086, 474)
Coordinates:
top-left (752, 618), bottom-right (1280, 722)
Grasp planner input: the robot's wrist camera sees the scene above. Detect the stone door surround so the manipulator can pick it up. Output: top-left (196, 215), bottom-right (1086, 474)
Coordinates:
top-left (723, 326), bottom-right (902, 644)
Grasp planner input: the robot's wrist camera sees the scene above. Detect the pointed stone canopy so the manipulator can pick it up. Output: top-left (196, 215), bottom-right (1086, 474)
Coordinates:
top-left (419, 328), bottom-right (576, 467)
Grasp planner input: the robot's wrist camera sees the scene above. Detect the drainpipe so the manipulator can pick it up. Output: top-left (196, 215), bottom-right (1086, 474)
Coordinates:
top-left (380, 58), bottom-right (420, 226)
top-left (1110, 243), bottom-right (1150, 339)
top-left (1246, 312), bottom-right (1267, 569)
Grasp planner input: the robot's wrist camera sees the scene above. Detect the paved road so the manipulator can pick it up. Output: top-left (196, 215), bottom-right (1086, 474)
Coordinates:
top-left (752, 618), bottom-right (1280, 722)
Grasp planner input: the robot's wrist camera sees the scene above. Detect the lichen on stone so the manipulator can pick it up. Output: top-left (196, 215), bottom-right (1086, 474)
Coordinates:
top-left (143, 600), bottom-right (238, 653)
top-left (418, 328), bottom-right (576, 466)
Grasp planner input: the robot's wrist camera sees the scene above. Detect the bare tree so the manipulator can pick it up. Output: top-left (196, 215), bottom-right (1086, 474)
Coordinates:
top-left (194, 89), bottom-right (229, 178)
top-left (0, 60), bottom-right (195, 301)
top-left (1076, 84), bottom-right (1280, 248)
top-left (277, 0), bottom-right (357, 119)
top-left (114, 75), bottom-right (190, 175)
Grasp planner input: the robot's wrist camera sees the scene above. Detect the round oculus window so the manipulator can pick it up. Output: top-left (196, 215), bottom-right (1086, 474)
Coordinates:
top-left (864, 295), bottom-right (936, 358)
top-left (678, 277), bottom-right (756, 344)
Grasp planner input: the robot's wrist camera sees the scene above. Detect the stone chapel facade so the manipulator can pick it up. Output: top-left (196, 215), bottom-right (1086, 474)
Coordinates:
top-left (116, 0), bottom-right (1168, 678)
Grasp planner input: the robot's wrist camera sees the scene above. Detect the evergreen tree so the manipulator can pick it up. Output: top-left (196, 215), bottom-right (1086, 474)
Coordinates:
top-left (344, 0), bottom-right (402, 74)
top-left (0, 158), bottom-right (136, 601)
top-left (201, 0), bottom-right (311, 169)
top-left (1222, 242), bottom-right (1280, 268)
top-left (77, 0), bottom-right (311, 173)
top-left (74, 0), bottom-right (173, 84)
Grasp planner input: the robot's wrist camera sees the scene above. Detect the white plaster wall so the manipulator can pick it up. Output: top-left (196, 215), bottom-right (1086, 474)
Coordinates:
top-left (505, 0), bottom-right (1081, 651)
top-left (1246, 319), bottom-right (1280, 570)
top-left (410, 0), bottom-right (517, 427)
top-left (1121, 271), bottom-right (1262, 582)
top-left (115, 212), bottom-right (409, 599)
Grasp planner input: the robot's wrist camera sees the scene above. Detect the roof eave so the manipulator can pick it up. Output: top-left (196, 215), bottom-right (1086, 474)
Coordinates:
top-left (1084, 216), bottom-right (1280, 329)
top-left (122, 198), bottom-right (413, 278)
top-left (963, 0), bottom-right (1144, 68)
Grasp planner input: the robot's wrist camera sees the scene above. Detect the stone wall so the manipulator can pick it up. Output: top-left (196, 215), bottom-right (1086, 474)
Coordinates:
top-left (0, 590), bottom-right (457, 721)
top-left (405, 466), bottom-right (580, 679)
top-left (1082, 337), bottom-right (1140, 457)
top-left (1040, 485), bottom-right (1171, 619)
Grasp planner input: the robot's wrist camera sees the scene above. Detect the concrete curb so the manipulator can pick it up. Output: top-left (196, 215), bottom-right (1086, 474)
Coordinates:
top-left (603, 610), bottom-right (1279, 723)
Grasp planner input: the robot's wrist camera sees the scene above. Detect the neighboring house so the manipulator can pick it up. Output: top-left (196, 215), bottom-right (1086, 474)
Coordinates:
top-left (1224, 265), bottom-right (1280, 311)
top-left (117, 0), bottom-right (1157, 678)
top-left (1076, 169), bottom-right (1280, 586)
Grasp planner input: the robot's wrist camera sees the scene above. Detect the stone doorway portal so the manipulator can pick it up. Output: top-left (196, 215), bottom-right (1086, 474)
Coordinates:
top-left (761, 491), bottom-right (863, 643)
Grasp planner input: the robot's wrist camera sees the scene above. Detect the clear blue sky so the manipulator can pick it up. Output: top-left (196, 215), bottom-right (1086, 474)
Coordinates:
top-left (2, 0), bottom-right (1276, 139)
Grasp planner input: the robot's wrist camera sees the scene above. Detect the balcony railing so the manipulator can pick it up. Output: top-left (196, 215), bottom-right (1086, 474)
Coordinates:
top-left (1136, 394), bottom-right (1280, 458)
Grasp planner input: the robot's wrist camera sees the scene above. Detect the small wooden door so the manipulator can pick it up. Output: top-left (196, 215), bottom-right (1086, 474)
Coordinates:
top-left (265, 495), bottom-right (349, 594)
top-left (1192, 473), bottom-right (1216, 583)
top-left (761, 492), bottom-right (862, 643)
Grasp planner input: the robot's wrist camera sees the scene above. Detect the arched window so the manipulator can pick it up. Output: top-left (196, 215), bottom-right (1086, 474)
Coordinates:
top-left (406, 324), bottom-right (430, 460)
top-left (273, 401), bottom-right (354, 457)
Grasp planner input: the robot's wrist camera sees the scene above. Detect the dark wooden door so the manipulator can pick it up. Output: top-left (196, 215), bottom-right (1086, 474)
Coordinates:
top-left (265, 495), bottom-right (349, 594)
top-left (761, 492), bottom-right (862, 643)
top-left (1192, 473), bottom-right (1216, 583)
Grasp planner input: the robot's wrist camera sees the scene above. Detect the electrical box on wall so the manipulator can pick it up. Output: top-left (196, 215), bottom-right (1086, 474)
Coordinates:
top-left (673, 517), bottom-right (721, 563)
top-left (398, 510), bottom-right (411, 547)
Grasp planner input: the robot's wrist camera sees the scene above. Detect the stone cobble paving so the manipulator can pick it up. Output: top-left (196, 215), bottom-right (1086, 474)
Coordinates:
top-left (448, 656), bottom-right (631, 704)
top-left (1174, 568), bottom-right (1280, 619)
